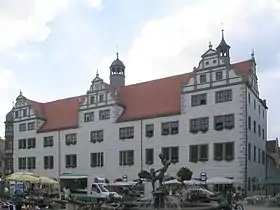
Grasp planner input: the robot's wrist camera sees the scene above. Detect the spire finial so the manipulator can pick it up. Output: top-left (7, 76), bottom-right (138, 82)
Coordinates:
top-left (96, 69), bottom-right (99, 77)
top-left (19, 89), bottom-right (22, 95)
top-left (221, 22), bottom-right (225, 39)
top-left (116, 46), bottom-right (119, 59)
top-left (209, 41), bottom-right (213, 49)
top-left (251, 49), bottom-right (255, 57)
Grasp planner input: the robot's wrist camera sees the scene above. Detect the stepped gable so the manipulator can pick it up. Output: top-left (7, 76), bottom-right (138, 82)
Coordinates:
top-left (27, 60), bottom-right (253, 132)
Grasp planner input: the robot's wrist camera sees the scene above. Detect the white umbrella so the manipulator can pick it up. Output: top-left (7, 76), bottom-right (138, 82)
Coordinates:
top-left (206, 177), bottom-right (235, 184)
top-left (184, 179), bottom-right (200, 185)
top-left (163, 179), bottom-right (199, 185)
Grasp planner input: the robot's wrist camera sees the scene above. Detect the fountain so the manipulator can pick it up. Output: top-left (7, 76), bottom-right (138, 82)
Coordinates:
top-left (103, 154), bottom-right (223, 210)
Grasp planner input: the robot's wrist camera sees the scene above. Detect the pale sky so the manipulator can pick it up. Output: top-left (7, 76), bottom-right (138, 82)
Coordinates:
top-left (0, 0), bottom-right (280, 139)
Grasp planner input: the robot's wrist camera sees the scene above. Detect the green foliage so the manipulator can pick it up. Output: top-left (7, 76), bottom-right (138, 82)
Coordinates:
top-left (177, 167), bottom-right (193, 182)
top-left (138, 170), bottom-right (151, 179)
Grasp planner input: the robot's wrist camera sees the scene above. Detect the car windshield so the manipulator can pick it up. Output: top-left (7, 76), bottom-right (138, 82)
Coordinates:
top-left (99, 184), bottom-right (109, 192)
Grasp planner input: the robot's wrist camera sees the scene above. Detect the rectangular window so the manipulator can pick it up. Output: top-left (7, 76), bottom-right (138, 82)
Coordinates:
top-left (258, 148), bottom-right (261, 164)
top-left (258, 105), bottom-right (260, 115)
top-left (214, 142), bottom-right (234, 161)
top-left (215, 89), bottom-right (232, 103)
top-left (99, 109), bottom-right (110, 120)
top-left (190, 117), bottom-right (209, 133)
top-left (253, 146), bottom-right (256, 162)
top-left (27, 138), bottom-right (36, 149)
top-left (248, 177), bottom-right (251, 191)
top-left (161, 147), bottom-right (179, 163)
top-left (191, 93), bottom-right (207, 106)
top-left (199, 74), bottom-right (207, 83)
top-left (215, 71), bottom-right (223, 81)
top-left (248, 143), bottom-right (251, 161)
top-left (161, 121), bottom-right (179, 135)
top-left (254, 99), bottom-right (256, 109)
top-left (18, 139), bottom-right (26, 149)
top-left (65, 154), bottom-right (77, 168)
top-left (145, 124), bottom-right (154, 138)
top-left (119, 150), bottom-right (134, 166)
top-left (44, 136), bottom-right (54, 147)
top-left (90, 152), bottom-right (104, 167)
top-left (19, 123), bottom-right (26, 132)
top-left (145, 149), bottom-right (154, 165)
top-left (27, 157), bottom-right (36, 169)
top-left (253, 121), bottom-right (256, 133)
top-left (90, 96), bottom-right (95, 104)
top-left (214, 114), bottom-right (235, 130)
top-left (248, 116), bottom-right (251, 130)
top-left (90, 130), bottom-right (104, 143)
top-left (5, 140), bottom-right (12, 150)
top-left (99, 94), bottom-right (104, 102)
top-left (65, 134), bottom-right (77, 145)
top-left (189, 144), bottom-right (208, 162)
top-left (14, 111), bottom-right (19, 118)
top-left (18, 157), bottom-right (26, 170)
top-left (258, 125), bottom-right (261, 137)
top-left (84, 112), bottom-right (94, 122)
top-left (119, 127), bottom-right (134, 139)
top-left (262, 150), bottom-right (265, 165)
top-left (44, 156), bottom-right (54, 169)
top-left (27, 122), bottom-right (35, 130)
top-left (262, 129), bottom-right (265, 140)
top-left (23, 109), bottom-right (27, 117)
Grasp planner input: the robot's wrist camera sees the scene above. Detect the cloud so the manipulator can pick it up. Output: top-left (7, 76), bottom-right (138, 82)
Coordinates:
top-left (84, 0), bottom-right (103, 10)
top-left (0, 0), bottom-right (69, 52)
top-left (97, 0), bottom-right (280, 138)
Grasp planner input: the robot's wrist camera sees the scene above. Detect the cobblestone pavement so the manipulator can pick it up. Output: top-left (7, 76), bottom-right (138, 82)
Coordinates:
top-left (244, 205), bottom-right (280, 210)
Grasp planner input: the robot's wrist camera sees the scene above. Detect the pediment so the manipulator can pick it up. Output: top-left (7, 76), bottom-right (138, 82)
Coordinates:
top-left (201, 49), bottom-right (217, 58)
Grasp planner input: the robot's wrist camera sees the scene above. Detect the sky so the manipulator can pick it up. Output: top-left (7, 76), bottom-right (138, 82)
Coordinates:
top-left (0, 0), bottom-right (280, 139)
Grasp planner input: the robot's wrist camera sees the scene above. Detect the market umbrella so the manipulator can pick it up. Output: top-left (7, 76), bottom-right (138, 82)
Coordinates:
top-left (39, 176), bottom-right (59, 185)
top-left (6, 172), bottom-right (40, 183)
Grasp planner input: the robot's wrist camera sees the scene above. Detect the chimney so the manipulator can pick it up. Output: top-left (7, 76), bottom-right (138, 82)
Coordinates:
top-left (263, 99), bottom-right (266, 106)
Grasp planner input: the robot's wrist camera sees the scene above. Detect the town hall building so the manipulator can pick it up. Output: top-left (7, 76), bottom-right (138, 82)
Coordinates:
top-left (4, 31), bottom-right (267, 195)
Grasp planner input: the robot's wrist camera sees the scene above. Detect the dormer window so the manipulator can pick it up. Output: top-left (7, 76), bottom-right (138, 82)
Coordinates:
top-left (200, 74), bottom-right (207, 84)
top-left (14, 111), bottom-right (19, 119)
top-left (22, 109), bottom-right (27, 117)
top-left (99, 94), bottom-right (104, 102)
top-left (90, 96), bottom-right (95, 104)
top-left (215, 71), bottom-right (223, 81)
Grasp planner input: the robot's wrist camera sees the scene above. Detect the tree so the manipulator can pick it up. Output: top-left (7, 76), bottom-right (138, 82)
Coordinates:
top-left (177, 167), bottom-right (193, 183)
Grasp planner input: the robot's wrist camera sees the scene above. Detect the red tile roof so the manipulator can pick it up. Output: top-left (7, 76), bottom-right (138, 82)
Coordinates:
top-left (26, 60), bottom-right (252, 133)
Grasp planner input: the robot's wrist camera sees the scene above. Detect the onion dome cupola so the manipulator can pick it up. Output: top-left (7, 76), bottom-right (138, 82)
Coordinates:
top-left (216, 29), bottom-right (231, 58)
top-left (109, 52), bottom-right (125, 89)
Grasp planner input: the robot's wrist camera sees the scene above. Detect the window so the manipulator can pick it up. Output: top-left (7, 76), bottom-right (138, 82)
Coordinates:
top-left (27, 157), bottom-right (36, 169)
top-left (161, 147), bottom-right (179, 163)
top-left (90, 96), bottom-right (95, 104)
top-left (213, 60), bottom-right (217, 64)
top-left (27, 122), bottom-right (35, 130)
top-left (84, 112), bottom-right (94, 122)
top-left (6, 158), bottom-right (13, 170)
top-left (65, 134), bottom-right (77, 145)
top-left (199, 74), bottom-right (207, 83)
top-left (248, 143), bottom-right (251, 161)
top-left (262, 129), bottom-right (265, 140)
top-left (90, 152), bottom-right (104, 167)
top-left (262, 151), bottom-right (265, 165)
top-left (258, 148), bottom-right (261, 163)
top-left (44, 136), bottom-right (54, 147)
top-left (99, 109), bottom-right (110, 120)
top-left (205, 61), bottom-right (209, 65)
top-left (248, 93), bottom-right (251, 104)
top-left (190, 117), bottom-right (209, 133)
top-left (119, 150), bottom-right (134, 166)
top-left (258, 125), bottom-right (261, 137)
top-left (248, 116), bottom-right (251, 130)
top-left (214, 114), bottom-right (235, 130)
top-left (65, 154), bottom-right (77, 168)
top-left (254, 99), bottom-right (256, 109)
top-left (161, 121), bottom-right (179, 135)
top-left (19, 123), bottom-right (26, 131)
top-left (5, 140), bottom-right (12, 150)
top-left (214, 142), bottom-right (234, 161)
top-left (14, 111), bottom-right (19, 118)
top-left (18, 139), bottom-right (26, 149)
top-left (90, 130), bottom-right (104, 143)
top-left (44, 156), bottom-right (54, 169)
top-left (258, 105), bottom-right (260, 115)
top-left (215, 71), bottom-right (223, 81)
top-left (215, 89), bottom-right (232, 103)
top-left (18, 157), bottom-right (26, 169)
top-left (99, 94), bottom-right (104, 102)
top-left (145, 124), bottom-right (154, 138)
top-left (191, 93), bottom-right (207, 106)
top-left (119, 127), bottom-right (134, 139)
top-left (248, 177), bottom-right (251, 191)
top-left (145, 149), bottom-right (154, 165)
top-left (253, 121), bottom-right (256, 133)
top-left (253, 146), bottom-right (256, 162)
top-left (27, 138), bottom-right (36, 149)
top-left (189, 144), bottom-right (208, 162)
top-left (23, 109), bottom-right (27, 117)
